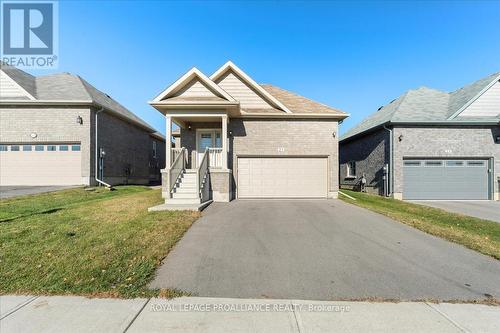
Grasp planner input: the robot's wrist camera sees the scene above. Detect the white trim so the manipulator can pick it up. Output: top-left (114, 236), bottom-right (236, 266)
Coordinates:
top-left (210, 61), bottom-right (293, 113)
top-left (152, 67), bottom-right (236, 103)
top-left (237, 112), bottom-right (349, 119)
top-left (0, 70), bottom-right (36, 100)
top-left (447, 74), bottom-right (500, 120)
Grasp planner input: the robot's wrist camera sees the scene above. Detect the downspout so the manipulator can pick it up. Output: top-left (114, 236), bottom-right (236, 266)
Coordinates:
top-left (383, 124), bottom-right (393, 197)
top-left (95, 107), bottom-right (112, 188)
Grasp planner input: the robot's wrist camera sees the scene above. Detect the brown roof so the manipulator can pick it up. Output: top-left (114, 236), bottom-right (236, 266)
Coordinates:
top-left (260, 84), bottom-right (345, 115)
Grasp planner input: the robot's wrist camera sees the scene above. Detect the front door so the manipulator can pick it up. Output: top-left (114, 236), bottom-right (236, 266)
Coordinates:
top-left (196, 130), bottom-right (222, 167)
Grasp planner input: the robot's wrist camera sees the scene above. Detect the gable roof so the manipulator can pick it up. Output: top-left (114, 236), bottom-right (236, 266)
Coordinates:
top-left (0, 63), bottom-right (160, 135)
top-left (210, 61), bottom-right (292, 113)
top-left (341, 72), bottom-right (500, 141)
top-left (150, 61), bottom-right (346, 118)
top-left (153, 67), bottom-right (236, 103)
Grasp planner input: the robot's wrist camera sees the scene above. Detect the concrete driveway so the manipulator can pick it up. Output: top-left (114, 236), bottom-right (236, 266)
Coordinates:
top-left (0, 186), bottom-right (78, 199)
top-left (412, 201), bottom-right (500, 223)
top-left (150, 200), bottom-right (500, 301)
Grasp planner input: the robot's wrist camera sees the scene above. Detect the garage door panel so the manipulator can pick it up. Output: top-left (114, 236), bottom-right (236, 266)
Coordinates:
top-left (403, 159), bottom-right (489, 200)
top-left (238, 157), bottom-right (327, 198)
top-left (0, 150), bottom-right (82, 186)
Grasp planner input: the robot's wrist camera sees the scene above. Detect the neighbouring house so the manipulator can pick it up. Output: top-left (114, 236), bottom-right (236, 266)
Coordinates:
top-left (149, 61), bottom-right (348, 210)
top-left (340, 72), bottom-right (500, 201)
top-left (0, 63), bottom-right (165, 186)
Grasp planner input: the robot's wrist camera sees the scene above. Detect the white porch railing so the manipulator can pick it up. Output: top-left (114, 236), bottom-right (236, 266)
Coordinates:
top-left (169, 147), bottom-right (186, 192)
top-left (197, 149), bottom-right (210, 203)
top-left (171, 148), bottom-right (183, 165)
top-left (208, 148), bottom-right (223, 168)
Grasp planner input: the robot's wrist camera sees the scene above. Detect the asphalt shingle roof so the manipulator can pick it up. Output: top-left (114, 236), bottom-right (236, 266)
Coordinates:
top-left (341, 72), bottom-right (500, 141)
top-left (1, 63), bottom-right (158, 134)
top-left (260, 84), bottom-right (346, 115)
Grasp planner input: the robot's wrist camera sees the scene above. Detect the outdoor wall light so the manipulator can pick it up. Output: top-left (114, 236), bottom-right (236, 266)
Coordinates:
top-left (332, 131), bottom-right (336, 138)
top-left (76, 116), bottom-right (83, 125)
top-left (496, 135), bottom-right (500, 143)
top-left (188, 124), bottom-right (192, 131)
top-left (229, 130), bottom-right (233, 136)
top-left (398, 134), bottom-right (404, 142)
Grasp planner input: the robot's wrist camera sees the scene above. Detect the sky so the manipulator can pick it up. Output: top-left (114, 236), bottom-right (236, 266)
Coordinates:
top-left (29, 0), bottom-right (500, 135)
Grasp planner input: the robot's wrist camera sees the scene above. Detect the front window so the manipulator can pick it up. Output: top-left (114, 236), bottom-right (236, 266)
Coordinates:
top-left (347, 161), bottom-right (356, 177)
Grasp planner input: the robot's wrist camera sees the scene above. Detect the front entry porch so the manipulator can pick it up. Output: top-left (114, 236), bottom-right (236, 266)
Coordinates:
top-left (149, 113), bottom-right (232, 211)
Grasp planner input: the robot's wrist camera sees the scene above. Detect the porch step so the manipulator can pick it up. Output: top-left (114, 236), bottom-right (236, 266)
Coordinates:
top-left (148, 200), bottom-right (212, 212)
top-left (172, 192), bottom-right (199, 199)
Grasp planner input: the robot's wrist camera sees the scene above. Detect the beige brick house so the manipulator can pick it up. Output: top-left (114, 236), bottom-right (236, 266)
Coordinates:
top-left (149, 61), bottom-right (348, 210)
top-left (0, 63), bottom-right (165, 186)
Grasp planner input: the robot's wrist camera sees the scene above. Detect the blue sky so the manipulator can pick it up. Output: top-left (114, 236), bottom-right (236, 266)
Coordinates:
top-left (31, 0), bottom-right (500, 135)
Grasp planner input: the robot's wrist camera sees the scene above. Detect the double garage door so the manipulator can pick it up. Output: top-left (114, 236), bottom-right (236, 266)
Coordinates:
top-left (237, 157), bottom-right (328, 198)
top-left (403, 159), bottom-right (490, 200)
top-left (0, 143), bottom-right (82, 186)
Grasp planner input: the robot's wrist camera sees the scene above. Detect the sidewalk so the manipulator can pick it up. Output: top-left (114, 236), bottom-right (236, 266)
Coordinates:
top-left (1, 295), bottom-right (499, 332)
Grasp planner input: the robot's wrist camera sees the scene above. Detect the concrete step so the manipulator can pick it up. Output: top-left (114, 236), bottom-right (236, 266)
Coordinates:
top-left (173, 187), bottom-right (198, 194)
top-left (172, 192), bottom-right (200, 199)
top-left (149, 199), bottom-right (212, 212)
top-left (166, 198), bottom-right (202, 205)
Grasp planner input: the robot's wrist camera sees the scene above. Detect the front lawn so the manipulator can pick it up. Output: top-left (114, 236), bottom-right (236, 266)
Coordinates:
top-left (0, 186), bottom-right (200, 298)
top-left (339, 190), bottom-right (500, 260)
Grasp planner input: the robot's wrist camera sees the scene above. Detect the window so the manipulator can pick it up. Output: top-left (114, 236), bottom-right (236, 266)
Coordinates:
top-left (23, 145), bottom-right (32, 151)
top-left (425, 161), bottom-right (442, 167)
top-left (346, 161), bottom-right (356, 177)
top-left (59, 145), bottom-right (68, 151)
top-left (71, 145), bottom-right (81, 151)
top-left (467, 161), bottom-right (485, 167)
top-left (47, 145), bottom-right (57, 151)
top-left (446, 160), bottom-right (464, 167)
top-left (0, 145), bottom-right (7, 151)
top-left (35, 145), bottom-right (44, 151)
top-left (152, 141), bottom-right (157, 158)
top-left (404, 161), bottom-right (421, 167)
top-left (10, 145), bottom-right (20, 151)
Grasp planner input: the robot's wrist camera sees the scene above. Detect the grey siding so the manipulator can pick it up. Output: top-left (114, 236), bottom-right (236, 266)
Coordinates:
top-left (339, 128), bottom-right (389, 195)
top-left (0, 106), bottom-right (92, 184)
top-left (393, 126), bottom-right (500, 200)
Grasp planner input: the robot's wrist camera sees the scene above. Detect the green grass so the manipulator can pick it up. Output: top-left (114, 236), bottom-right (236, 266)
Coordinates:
top-left (340, 190), bottom-right (500, 260)
top-left (0, 186), bottom-right (200, 298)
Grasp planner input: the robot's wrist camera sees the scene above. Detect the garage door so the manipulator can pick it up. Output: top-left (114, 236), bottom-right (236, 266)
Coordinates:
top-left (237, 157), bottom-right (328, 198)
top-left (403, 159), bottom-right (489, 200)
top-left (0, 143), bottom-right (83, 186)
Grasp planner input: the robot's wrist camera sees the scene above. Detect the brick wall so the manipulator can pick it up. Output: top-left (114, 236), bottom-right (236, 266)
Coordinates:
top-left (339, 128), bottom-right (389, 195)
top-left (0, 105), bottom-right (92, 184)
top-left (393, 126), bottom-right (500, 199)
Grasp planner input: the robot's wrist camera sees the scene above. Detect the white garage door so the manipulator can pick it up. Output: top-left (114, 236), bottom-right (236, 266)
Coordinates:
top-left (0, 143), bottom-right (83, 186)
top-left (237, 157), bottom-right (328, 198)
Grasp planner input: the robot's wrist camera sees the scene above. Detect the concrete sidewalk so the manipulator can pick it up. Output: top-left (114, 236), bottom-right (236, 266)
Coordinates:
top-left (1, 295), bottom-right (499, 332)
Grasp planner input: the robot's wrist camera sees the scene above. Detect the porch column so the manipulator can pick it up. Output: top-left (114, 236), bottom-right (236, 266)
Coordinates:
top-left (222, 115), bottom-right (228, 169)
top-left (165, 116), bottom-right (172, 168)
